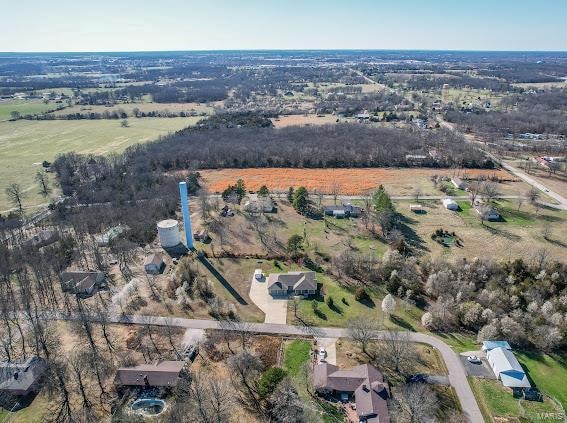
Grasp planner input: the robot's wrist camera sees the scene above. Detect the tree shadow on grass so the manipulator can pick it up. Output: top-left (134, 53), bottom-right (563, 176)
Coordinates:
top-left (390, 315), bottom-right (416, 332)
top-left (396, 213), bottom-right (429, 253)
top-left (357, 297), bottom-right (376, 309)
top-left (482, 224), bottom-right (521, 241)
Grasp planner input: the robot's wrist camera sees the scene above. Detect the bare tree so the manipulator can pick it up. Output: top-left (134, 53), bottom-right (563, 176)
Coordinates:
top-left (375, 330), bottom-right (417, 376)
top-left (526, 187), bottom-right (540, 204)
top-left (391, 383), bottom-right (438, 423)
top-left (330, 181), bottom-right (342, 205)
top-left (348, 317), bottom-right (379, 358)
top-left (269, 378), bottom-right (305, 423)
top-left (226, 350), bottom-right (263, 408)
top-left (481, 181), bottom-right (500, 203)
top-left (35, 171), bottom-right (51, 197)
top-left (516, 196), bottom-right (524, 211)
top-left (188, 371), bottom-right (234, 423)
top-left (5, 183), bottom-right (25, 215)
top-left (412, 187), bottom-right (422, 202)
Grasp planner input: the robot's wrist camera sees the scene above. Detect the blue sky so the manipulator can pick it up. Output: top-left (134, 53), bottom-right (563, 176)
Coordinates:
top-left (2, 0), bottom-right (566, 52)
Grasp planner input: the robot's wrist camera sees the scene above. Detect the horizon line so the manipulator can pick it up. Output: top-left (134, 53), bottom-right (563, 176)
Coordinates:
top-left (1, 48), bottom-right (567, 55)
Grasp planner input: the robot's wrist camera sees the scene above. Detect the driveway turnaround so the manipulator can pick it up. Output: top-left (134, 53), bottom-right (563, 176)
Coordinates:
top-left (36, 311), bottom-right (484, 423)
top-left (248, 275), bottom-right (288, 324)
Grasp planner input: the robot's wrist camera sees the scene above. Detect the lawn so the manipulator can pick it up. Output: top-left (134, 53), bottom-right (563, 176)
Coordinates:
top-left (0, 100), bottom-right (60, 121)
top-left (290, 272), bottom-right (423, 330)
top-left (283, 340), bottom-right (313, 376)
top-left (0, 394), bottom-right (48, 423)
top-left (0, 117), bottom-right (199, 212)
top-left (469, 378), bottom-right (562, 422)
top-left (435, 333), bottom-right (479, 353)
top-left (516, 351), bottom-right (567, 411)
top-left (282, 340), bottom-right (345, 423)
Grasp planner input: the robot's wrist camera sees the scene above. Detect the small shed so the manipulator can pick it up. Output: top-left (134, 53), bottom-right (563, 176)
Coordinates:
top-left (410, 204), bottom-right (423, 213)
top-left (144, 253), bottom-right (164, 274)
top-left (442, 198), bottom-right (459, 210)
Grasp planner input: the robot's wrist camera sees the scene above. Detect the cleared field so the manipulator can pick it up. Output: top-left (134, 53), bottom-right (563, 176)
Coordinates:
top-left (396, 199), bottom-right (567, 262)
top-left (199, 167), bottom-right (517, 195)
top-left (0, 117), bottom-right (198, 212)
top-left (53, 101), bottom-right (215, 117)
top-left (271, 114), bottom-right (343, 128)
top-left (0, 99), bottom-right (61, 121)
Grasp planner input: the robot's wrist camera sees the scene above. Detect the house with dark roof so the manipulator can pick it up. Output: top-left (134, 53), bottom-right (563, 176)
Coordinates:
top-left (324, 203), bottom-right (362, 218)
top-left (314, 363), bottom-right (389, 423)
top-left (115, 361), bottom-right (185, 387)
top-left (267, 271), bottom-right (317, 297)
top-left (0, 357), bottom-right (47, 397)
top-left (144, 253), bottom-right (164, 274)
top-left (60, 271), bottom-right (105, 298)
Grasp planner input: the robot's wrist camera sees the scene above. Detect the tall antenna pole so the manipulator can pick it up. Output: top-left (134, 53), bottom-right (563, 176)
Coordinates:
top-left (179, 181), bottom-right (193, 249)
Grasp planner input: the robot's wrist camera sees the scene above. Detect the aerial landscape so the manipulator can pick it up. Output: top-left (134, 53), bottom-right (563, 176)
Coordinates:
top-left (0, 1), bottom-right (566, 423)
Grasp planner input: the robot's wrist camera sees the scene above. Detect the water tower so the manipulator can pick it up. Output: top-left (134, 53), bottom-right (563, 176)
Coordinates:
top-left (179, 181), bottom-right (194, 249)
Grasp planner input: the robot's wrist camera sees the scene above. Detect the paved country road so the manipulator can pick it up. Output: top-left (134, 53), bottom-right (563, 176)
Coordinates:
top-left (36, 311), bottom-right (484, 423)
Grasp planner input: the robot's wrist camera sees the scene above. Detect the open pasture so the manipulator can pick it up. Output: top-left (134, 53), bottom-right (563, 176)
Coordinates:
top-left (0, 117), bottom-right (198, 212)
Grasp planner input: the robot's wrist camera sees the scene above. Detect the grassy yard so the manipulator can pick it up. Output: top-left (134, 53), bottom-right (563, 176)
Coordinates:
top-left (0, 394), bottom-right (48, 423)
top-left (469, 378), bottom-right (562, 422)
top-left (435, 332), bottom-right (479, 353)
top-left (0, 117), bottom-right (198, 212)
top-left (516, 351), bottom-right (567, 411)
top-left (283, 340), bottom-right (313, 375)
top-left (282, 340), bottom-right (345, 423)
top-left (289, 272), bottom-right (423, 330)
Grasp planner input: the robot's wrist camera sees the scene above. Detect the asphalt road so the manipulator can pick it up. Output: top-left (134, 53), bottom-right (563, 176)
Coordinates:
top-left (37, 311), bottom-right (484, 422)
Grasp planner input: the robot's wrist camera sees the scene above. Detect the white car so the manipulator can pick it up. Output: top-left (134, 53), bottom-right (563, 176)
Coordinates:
top-left (319, 347), bottom-right (326, 362)
top-left (467, 355), bottom-right (482, 364)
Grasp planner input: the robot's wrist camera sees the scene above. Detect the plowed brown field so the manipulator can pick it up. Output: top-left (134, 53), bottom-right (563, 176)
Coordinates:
top-left (199, 167), bottom-right (513, 195)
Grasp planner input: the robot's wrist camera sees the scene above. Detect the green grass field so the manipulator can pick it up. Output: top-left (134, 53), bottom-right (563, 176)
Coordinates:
top-left (0, 100), bottom-right (60, 121)
top-left (291, 272), bottom-right (423, 330)
top-left (283, 340), bottom-right (312, 376)
top-left (516, 351), bottom-right (567, 411)
top-left (469, 378), bottom-right (562, 422)
top-left (0, 117), bottom-right (199, 212)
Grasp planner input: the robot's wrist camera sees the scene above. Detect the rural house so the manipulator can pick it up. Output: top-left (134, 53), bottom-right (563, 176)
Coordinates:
top-left (0, 357), bottom-right (47, 397)
top-left (60, 271), bottom-right (105, 298)
top-left (267, 271), bottom-right (317, 297)
top-left (144, 253), bottom-right (164, 274)
top-left (244, 194), bottom-right (275, 213)
top-left (451, 177), bottom-right (466, 190)
top-left (314, 363), bottom-right (390, 423)
top-left (486, 347), bottom-right (530, 388)
top-left (475, 204), bottom-right (500, 221)
top-left (324, 203), bottom-right (362, 218)
top-left (115, 361), bottom-right (185, 388)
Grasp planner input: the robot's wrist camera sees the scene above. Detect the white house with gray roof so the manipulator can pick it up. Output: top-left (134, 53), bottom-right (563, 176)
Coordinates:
top-left (267, 271), bottom-right (317, 297)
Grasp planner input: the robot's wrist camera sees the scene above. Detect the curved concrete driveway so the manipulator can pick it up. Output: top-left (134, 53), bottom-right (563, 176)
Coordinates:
top-left (248, 275), bottom-right (288, 324)
top-left (35, 311), bottom-right (484, 422)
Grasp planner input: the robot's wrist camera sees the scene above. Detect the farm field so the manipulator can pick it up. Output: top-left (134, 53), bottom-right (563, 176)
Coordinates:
top-left (0, 99), bottom-right (61, 121)
top-left (52, 101), bottom-right (216, 117)
top-left (271, 114), bottom-right (345, 128)
top-left (396, 198), bottom-right (567, 262)
top-left (0, 117), bottom-right (198, 212)
top-left (199, 167), bottom-right (517, 196)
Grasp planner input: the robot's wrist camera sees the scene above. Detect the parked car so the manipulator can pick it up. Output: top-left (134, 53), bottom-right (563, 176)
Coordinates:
top-left (467, 355), bottom-right (482, 364)
top-left (181, 345), bottom-right (198, 361)
top-left (319, 347), bottom-right (326, 362)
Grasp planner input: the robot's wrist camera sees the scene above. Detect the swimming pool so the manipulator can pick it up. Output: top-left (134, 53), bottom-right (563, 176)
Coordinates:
top-left (130, 398), bottom-right (166, 416)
